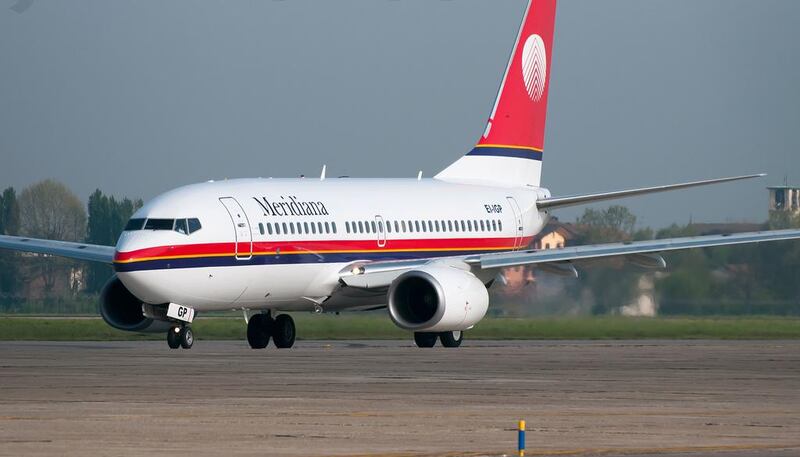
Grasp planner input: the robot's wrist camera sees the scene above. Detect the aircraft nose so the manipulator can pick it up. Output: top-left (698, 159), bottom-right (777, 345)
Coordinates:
top-left (113, 231), bottom-right (151, 267)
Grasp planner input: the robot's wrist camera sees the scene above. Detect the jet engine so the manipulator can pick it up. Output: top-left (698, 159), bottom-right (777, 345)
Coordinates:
top-left (387, 265), bottom-right (489, 332)
top-left (100, 276), bottom-right (171, 333)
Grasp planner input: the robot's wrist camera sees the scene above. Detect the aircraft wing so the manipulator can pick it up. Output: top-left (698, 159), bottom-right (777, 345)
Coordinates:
top-left (339, 229), bottom-right (800, 288)
top-left (474, 229), bottom-right (800, 269)
top-left (0, 235), bottom-right (115, 264)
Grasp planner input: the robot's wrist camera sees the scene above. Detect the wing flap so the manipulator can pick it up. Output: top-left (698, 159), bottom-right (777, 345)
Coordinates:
top-left (0, 235), bottom-right (115, 264)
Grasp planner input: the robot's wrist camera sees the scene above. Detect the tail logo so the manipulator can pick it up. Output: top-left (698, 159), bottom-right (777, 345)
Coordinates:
top-left (521, 34), bottom-right (547, 102)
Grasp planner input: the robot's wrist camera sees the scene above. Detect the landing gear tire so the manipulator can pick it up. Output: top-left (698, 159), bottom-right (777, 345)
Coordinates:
top-left (413, 332), bottom-right (438, 348)
top-left (439, 330), bottom-right (463, 348)
top-left (247, 314), bottom-right (272, 349)
top-left (179, 326), bottom-right (194, 349)
top-left (272, 314), bottom-right (296, 349)
top-left (167, 326), bottom-right (181, 349)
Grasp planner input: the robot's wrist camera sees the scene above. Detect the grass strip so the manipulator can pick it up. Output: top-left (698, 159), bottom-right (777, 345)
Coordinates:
top-left (0, 315), bottom-right (798, 341)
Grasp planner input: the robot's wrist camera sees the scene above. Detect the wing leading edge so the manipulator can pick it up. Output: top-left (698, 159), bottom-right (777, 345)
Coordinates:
top-left (0, 235), bottom-right (115, 264)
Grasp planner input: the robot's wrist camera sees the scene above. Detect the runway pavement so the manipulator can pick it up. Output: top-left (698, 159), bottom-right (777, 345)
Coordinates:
top-left (0, 340), bottom-right (798, 457)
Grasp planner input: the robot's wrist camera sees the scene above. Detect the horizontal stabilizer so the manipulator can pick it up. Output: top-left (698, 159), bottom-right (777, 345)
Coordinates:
top-left (538, 174), bottom-right (765, 210)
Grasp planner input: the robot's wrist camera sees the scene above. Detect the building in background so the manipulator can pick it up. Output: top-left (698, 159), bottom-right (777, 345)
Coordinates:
top-left (497, 218), bottom-right (578, 306)
top-left (768, 185), bottom-right (800, 215)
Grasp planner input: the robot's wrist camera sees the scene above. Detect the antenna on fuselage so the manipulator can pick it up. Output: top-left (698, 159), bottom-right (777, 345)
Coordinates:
top-left (320, 165), bottom-right (327, 181)
top-left (417, 171), bottom-right (423, 181)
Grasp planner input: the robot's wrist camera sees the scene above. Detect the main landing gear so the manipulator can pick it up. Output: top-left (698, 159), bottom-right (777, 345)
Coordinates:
top-left (414, 330), bottom-right (464, 348)
top-left (247, 311), bottom-right (296, 349)
top-left (167, 325), bottom-right (194, 349)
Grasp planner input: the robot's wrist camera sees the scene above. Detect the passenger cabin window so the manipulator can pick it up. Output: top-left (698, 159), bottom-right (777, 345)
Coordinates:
top-left (124, 218), bottom-right (145, 231)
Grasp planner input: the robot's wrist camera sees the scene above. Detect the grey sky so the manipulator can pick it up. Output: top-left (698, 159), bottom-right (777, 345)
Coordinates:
top-left (1, 0), bottom-right (798, 228)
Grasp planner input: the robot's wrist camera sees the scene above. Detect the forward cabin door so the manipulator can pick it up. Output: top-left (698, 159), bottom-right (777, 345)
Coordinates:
top-left (375, 215), bottom-right (387, 248)
top-left (506, 196), bottom-right (524, 250)
top-left (219, 197), bottom-right (253, 260)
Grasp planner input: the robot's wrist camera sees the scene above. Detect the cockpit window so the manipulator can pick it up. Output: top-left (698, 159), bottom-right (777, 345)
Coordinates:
top-left (126, 217), bottom-right (201, 234)
top-left (144, 218), bottom-right (174, 230)
top-left (124, 218), bottom-right (146, 231)
top-left (188, 218), bottom-right (202, 234)
top-left (174, 219), bottom-right (188, 235)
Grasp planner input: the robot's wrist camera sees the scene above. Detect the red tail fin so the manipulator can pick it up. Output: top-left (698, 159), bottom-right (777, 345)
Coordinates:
top-left (436, 0), bottom-right (557, 187)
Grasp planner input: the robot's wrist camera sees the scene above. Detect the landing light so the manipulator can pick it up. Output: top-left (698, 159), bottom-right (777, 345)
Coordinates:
top-left (351, 266), bottom-right (365, 276)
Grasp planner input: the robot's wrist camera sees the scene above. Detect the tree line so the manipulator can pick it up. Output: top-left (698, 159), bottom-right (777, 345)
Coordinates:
top-left (557, 206), bottom-right (800, 316)
top-left (0, 180), bottom-right (141, 313)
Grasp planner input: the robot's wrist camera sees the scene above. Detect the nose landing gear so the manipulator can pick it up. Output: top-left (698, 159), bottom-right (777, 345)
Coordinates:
top-left (167, 325), bottom-right (193, 349)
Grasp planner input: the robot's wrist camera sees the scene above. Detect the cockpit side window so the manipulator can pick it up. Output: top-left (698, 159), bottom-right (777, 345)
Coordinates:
top-left (124, 218), bottom-right (146, 231)
top-left (188, 218), bottom-right (202, 234)
top-left (174, 219), bottom-right (188, 235)
top-left (144, 219), bottom-right (174, 230)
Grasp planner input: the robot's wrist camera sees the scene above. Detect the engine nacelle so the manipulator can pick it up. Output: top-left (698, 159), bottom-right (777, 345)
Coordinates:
top-left (387, 265), bottom-right (489, 332)
top-left (100, 276), bottom-right (171, 333)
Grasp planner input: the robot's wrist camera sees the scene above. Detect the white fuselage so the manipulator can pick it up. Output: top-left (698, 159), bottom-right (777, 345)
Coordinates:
top-left (114, 178), bottom-right (551, 313)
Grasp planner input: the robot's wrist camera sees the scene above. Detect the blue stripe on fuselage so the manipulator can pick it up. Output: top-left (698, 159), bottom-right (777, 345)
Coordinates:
top-left (466, 147), bottom-right (543, 161)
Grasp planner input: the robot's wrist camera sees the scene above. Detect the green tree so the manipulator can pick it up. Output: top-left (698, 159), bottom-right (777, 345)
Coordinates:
top-left (577, 205), bottom-right (637, 244)
top-left (573, 206), bottom-right (645, 314)
top-left (18, 180), bottom-right (87, 296)
top-left (654, 214), bottom-right (800, 315)
top-left (85, 190), bottom-right (142, 293)
top-left (0, 187), bottom-right (21, 297)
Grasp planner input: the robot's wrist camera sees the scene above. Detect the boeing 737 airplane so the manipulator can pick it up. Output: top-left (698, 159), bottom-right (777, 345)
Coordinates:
top-left (2, 0), bottom-right (799, 350)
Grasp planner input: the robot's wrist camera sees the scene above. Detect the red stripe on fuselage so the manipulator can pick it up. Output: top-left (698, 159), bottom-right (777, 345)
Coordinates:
top-left (113, 236), bottom-right (534, 263)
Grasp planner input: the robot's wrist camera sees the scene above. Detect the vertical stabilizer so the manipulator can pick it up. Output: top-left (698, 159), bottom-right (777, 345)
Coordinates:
top-left (435, 0), bottom-right (557, 187)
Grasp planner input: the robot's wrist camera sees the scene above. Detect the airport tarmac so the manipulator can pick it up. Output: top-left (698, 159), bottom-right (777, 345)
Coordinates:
top-left (0, 340), bottom-right (798, 457)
